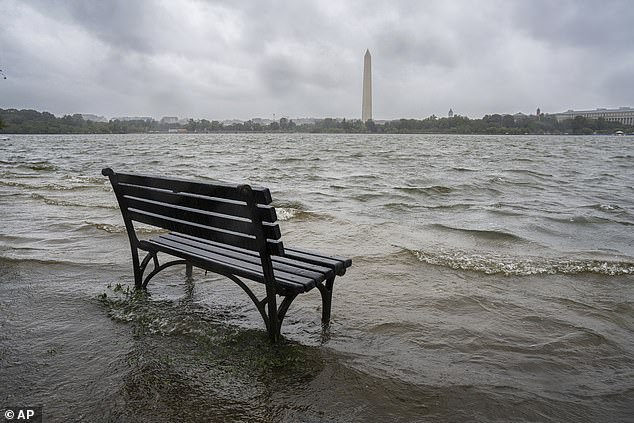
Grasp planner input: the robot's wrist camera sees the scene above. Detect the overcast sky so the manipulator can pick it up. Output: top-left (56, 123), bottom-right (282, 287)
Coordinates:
top-left (1, 0), bottom-right (633, 120)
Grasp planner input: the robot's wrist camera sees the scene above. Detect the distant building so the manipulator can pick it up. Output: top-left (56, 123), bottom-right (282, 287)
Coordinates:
top-left (252, 118), bottom-right (274, 125)
top-left (222, 119), bottom-right (244, 126)
top-left (80, 114), bottom-right (107, 122)
top-left (113, 116), bottom-right (154, 122)
top-left (448, 108), bottom-right (454, 118)
top-left (160, 116), bottom-right (179, 124)
top-left (554, 107), bottom-right (634, 125)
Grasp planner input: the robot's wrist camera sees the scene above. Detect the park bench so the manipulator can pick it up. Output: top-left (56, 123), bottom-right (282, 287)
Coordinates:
top-left (102, 168), bottom-right (351, 342)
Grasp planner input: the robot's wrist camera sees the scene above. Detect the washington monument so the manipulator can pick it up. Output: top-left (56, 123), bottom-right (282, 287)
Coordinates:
top-left (362, 49), bottom-right (372, 122)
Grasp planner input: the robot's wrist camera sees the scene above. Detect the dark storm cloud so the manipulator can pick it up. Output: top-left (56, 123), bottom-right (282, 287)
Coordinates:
top-left (0, 0), bottom-right (632, 119)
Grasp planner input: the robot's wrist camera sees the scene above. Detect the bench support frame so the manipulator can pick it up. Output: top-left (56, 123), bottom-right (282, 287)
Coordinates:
top-left (133, 246), bottom-right (303, 341)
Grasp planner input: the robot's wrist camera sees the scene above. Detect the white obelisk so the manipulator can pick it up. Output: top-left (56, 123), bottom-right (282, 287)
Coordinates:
top-left (362, 49), bottom-right (372, 122)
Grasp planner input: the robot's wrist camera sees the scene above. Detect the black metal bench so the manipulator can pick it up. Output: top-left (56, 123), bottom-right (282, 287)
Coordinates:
top-left (102, 168), bottom-right (351, 341)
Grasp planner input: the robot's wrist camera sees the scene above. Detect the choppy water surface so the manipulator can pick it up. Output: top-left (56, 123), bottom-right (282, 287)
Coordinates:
top-left (1, 134), bottom-right (633, 422)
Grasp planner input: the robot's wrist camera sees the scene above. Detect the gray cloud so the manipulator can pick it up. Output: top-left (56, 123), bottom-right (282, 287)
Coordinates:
top-left (513, 0), bottom-right (634, 51)
top-left (0, 0), bottom-right (632, 120)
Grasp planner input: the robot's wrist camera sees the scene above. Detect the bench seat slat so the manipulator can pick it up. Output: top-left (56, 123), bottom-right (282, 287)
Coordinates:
top-left (160, 233), bottom-right (334, 280)
top-left (283, 247), bottom-right (352, 276)
top-left (146, 238), bottom-right (306, 291)
top-left (146, 235), bottom-right (320, 293)
top-left (155, 235), bottom-right (325, 283)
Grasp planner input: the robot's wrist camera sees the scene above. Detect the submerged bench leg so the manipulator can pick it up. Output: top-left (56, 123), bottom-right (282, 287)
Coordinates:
top-left (130, 246), bottom-right (143, 289)
top-left (317, 276), bottom-right (336, 326)
top-left (185, 263), bottom-right (193, 278)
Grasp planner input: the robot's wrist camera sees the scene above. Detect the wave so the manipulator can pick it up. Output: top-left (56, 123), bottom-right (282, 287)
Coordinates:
top-left (30, 193), bottom-right (118, 209)
top-left (276, 207), bottom-right (331, 222)
top-left (590, 203), bottom-right (623, 212)
top-left (62, 174), bottom-right (106, 185)
top-left (270, 196), bottom-right (339, 222)
top-left (272, 200), bottom-right (306, 221)
top-left (382, 202), bottom-right (417, 212)
top-left (29, 162), bottom-right (57, 171)
top-left (394, 185), bottom-right (453, 195)
top-left (276, 207), bottom-right (303, 221)
top-left (429, 224), bottom-right (525, 242)
top-left (504, 169), bottom-right (554, 178)
top-left (544, 213), bottom-right (633, 227)
top-left (0, 160), bottom-right (58, 171)
top-left (0, 180), bottom-right (97, 191)
top-left (0, 255), bottom-right (83, 267)
top-left (584, 204), bottom-right (633, 223)
top-left (83, 221), bottom-right (167, 234)
top-left (406, 248), bottom-right (634, 276)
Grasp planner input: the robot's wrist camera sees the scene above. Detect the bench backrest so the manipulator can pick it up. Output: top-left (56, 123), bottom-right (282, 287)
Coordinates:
top-left (102, 168), bottom-right (284, 256)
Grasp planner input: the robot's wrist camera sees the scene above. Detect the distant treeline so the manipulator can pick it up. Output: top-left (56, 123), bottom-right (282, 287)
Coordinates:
top-left (0, 108), bottom-right (631, 135)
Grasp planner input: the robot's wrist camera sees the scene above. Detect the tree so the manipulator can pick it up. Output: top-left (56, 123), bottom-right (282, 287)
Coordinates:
top-left (572, 115), bottom-right (591, 134)
top-left (502, 114), bottom-right (515, 128)
top-left (186, 118), bottom-right (197, 132)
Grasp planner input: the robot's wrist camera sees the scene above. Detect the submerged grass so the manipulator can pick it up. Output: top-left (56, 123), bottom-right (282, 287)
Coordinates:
top-left (97, 282), bottom-right (325, 377)
top-left (96, 282), bottom-right (328, 421)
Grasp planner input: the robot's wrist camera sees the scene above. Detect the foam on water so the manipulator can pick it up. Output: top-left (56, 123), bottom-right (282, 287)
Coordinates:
top-left (410, 248), bottom-right (634, 276)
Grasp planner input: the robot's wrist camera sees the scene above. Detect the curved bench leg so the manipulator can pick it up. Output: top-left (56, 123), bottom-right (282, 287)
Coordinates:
top-left (221, 271), bottom-right (300, 342)
top-left (258, 294), bottom-right (298, 341)
top-left (276, 294), bottom-right (298, 340)
top-left (135, 250), bottom-right (189, 289)
top-left (142, 259), bottom-right (189, 288)
top-left (131, 257), bottom-right (302, 342)
top-left (317, 276), bottom-right (336, 326)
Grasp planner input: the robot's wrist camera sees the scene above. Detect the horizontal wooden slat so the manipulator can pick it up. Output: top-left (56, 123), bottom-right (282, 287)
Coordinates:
top-left (128, 209), bottom-right (260, 251)
top-left (148, 236), bottom-right (317, 292)
top-left (117, 183), bottom-right (278, 223)
top-left (159, 233), bottom-right (330, 282)
top-left (153, 236), bottom-right (318, 287)
top-left (115, 172), bottom-right (272, 204)
top-left (283, 247), bottom-right (352, 276)
top-left (174, 231), bottom-right (284, 257)
top-left (272, 255), bottom-right (334, 279)
top-left (125, 195), bottom-right (255, 236)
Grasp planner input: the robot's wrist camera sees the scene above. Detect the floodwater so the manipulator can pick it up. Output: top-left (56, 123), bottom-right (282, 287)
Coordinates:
top-left (1, 133), bottom-right (633, 422)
